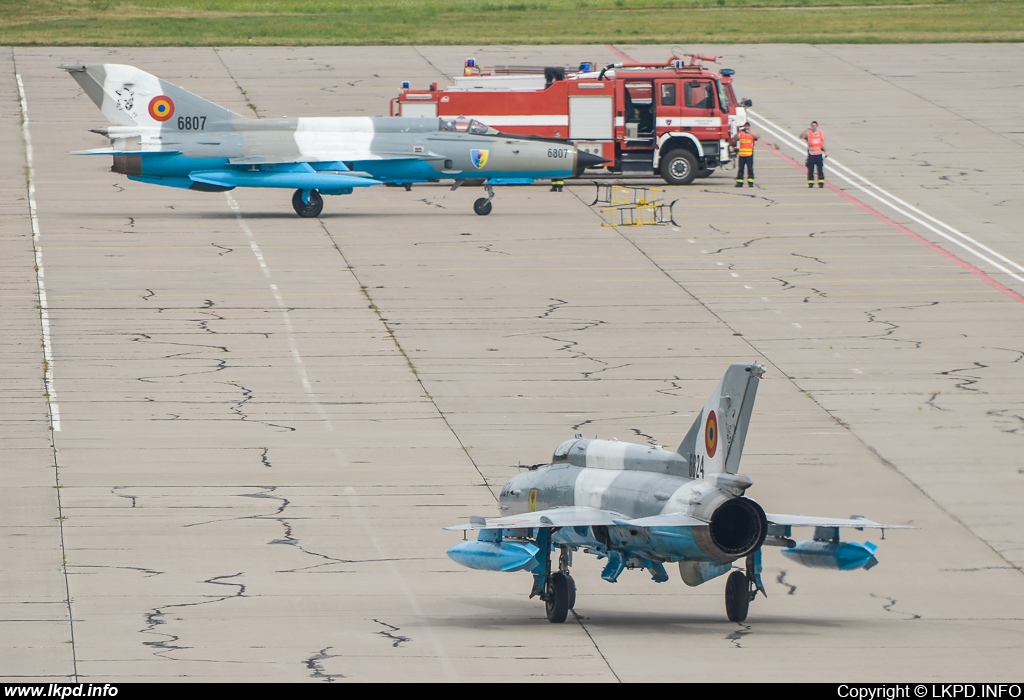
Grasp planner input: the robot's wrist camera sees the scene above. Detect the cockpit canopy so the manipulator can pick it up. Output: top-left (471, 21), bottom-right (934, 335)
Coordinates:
top-left (439, 116), bottom-right (498, 135)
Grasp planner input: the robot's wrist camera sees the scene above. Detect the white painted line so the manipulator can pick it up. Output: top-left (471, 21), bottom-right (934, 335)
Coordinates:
top-left (226, 193), bottom-right (333, 431)
top-left (748, 110), bottom-right (1024, 287)
top-left (17, 73), bottom-right (60, 432)
top-left (343, 483), bottom-right (459, 682)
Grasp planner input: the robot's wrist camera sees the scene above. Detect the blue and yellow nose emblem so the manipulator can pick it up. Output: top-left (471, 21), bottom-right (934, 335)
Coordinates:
top-left (471, 149), bottom-right (489, 169)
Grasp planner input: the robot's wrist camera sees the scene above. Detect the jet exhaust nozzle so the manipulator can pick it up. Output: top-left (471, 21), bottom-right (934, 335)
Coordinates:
top-left (781, 540), bottom-right (879, 571)
top-left (447, 540), bottom-right (540, 573)
top-left (707, 496), bottom-right (767, 558)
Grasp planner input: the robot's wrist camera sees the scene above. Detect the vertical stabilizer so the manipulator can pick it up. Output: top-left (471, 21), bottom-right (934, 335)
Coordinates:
top-left (62, 64), bottom-right (242, 127)
top-left (677, 363), bottom-right (765, 476)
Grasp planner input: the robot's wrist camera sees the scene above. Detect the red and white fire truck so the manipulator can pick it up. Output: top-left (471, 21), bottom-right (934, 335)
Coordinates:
top-left (391, 54), bottom-right (751, 185)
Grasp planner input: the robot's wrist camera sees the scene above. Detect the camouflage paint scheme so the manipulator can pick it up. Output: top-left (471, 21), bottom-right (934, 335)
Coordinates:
top-left (446, 363), bottom-right (911, 623)
top-left (63, 64), bottom-right (605, 216)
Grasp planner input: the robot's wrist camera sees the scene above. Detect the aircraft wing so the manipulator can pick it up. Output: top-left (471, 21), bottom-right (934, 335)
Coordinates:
top-left (766, 514), bottom-right (913, 530)
top-left (72, 148), bottom-right (182, 156)
top-left (616, 513), bottom-right (708, 528)
top-left (444, 506), bottom-right (631, 531)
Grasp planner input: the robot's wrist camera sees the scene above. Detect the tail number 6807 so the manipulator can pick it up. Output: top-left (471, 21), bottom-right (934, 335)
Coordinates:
top-left (547, 148), bottom-right (569, 158)
top-left (177, 116), bottom-right (207, 130)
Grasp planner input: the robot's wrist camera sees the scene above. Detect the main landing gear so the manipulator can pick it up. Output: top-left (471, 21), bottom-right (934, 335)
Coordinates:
top-left (292, 189), bottom-right (323, 218)
top-left (725, 552), bottom-right (765, 623)
top-left (473, 183), bottom-right (495, 216)
top-left (531, 534), bottom-right (576, 623)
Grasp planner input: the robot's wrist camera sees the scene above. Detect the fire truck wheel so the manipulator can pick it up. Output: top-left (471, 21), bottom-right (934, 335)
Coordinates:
top-left (696, 167), bottom-right (715, 179)
top-left (473, 198), bottom-right (493, 216)
top-left (660, 150), bottom-right (699, 186)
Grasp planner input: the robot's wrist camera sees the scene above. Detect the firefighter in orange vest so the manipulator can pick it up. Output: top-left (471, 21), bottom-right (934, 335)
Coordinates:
top-left (800, 120), bottom-right (828, 188)
top-left (735, 122), bottom-right (758, 188)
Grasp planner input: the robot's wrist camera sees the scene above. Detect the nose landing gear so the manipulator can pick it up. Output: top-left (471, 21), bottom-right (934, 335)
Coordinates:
top-left (473, 183), bottom-right (494, 216)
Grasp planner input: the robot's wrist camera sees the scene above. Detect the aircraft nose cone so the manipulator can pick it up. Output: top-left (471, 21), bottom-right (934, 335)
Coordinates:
top-left (575, 149), bottom-right (609, 170)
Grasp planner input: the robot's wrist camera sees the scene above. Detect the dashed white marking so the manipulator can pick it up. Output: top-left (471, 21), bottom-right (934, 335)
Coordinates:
top-left (852, 368), bottom-right (863, 374)
top-left (226, 193), bottom-right (333, 431)
top-left (343, 484), bottom-right (459, 681)
top-left (761, 296), bottom-right (770, 302)
top-left (793, 323), bottom-right (802, 328)
top-left (744, 285), bottom-right (752, 289)
top-left (730, 272), bottom-right (739, 278)
top-left (18, 74), bottom-right (60, 432)
top-left (749, 110), bottom-right (1024, 288)
top-left (687, 239), bottom-right (695, 243)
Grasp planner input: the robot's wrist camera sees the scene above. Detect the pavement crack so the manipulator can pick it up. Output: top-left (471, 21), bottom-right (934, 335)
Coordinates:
top-left (226, 381), bottom-right (297, 432)
top-left (305, 646), bottom-right (345, 682)
top-left (141, 289), bottom-right (154, 301)
top-left (211, 243), bottom-right (233, 256)
top-left (141, 572), bottom-right (246, 659)
top-left (940, 361), bottom-right (987, 392)
top-left (925, 393), bottom-right (949, 411)
top-left (776, 570), bottom-right (797, 595)
top-left (112, 485), bottom-right (139, 508)
top-left (725, 623), bottom-right (752, 648)
top-left (479, 244), bottom-right (511, 255)
top-left (871, 593), bottom-right (921, 620)
top-left (709, 236), bottom-right (768, 255)
top-left (374, 619), bottom-right (411, 648)
top-left (792, 252), bottom-right (827, 265)
top-left (630, 427), bottom-right (658, 446)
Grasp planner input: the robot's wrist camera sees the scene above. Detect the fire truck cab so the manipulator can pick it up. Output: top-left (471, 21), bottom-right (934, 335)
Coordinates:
top-left (391, 55), bottom-right (751, 185)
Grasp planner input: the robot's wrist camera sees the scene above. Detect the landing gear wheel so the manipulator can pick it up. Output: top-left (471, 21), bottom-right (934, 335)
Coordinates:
top-left (292, 189), bottom-right (324, 218)
top-left (659, 149), bottom-right (699, 186)
top-left (545, 572), bottom-right (570, 623)
top-left (566, 574), bottom-right (576, 610)
top-left (696, 167), bottom-right (715, 179)
top-left (473, 197), bottom-right (493, 216)
top-left (725, 570), bottom-right (750, 623)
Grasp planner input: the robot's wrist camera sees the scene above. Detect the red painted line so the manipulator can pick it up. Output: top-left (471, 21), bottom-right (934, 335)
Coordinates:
top-left (762, 142), bottom-right (1024, 304)
top-left (605, 44), bottom-right (636, 62)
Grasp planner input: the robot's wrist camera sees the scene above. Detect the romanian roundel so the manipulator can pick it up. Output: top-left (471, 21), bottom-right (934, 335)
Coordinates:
top-left (148, 95), bottom-right (175, 122)
top-left (705, 410), bottom-right (718, 458)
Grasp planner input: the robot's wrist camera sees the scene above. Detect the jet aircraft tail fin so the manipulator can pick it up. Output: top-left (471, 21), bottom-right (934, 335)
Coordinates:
top-left (62, 64), bottom-right (243, 128)
top-left (677, 363), bottom-right (765, 476)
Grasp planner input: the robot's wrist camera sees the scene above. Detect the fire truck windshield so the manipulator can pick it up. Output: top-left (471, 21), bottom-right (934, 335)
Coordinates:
top-left (717, 80), bottom-right (734, 112)
top-left (439, 117), bottom-right (498, 135)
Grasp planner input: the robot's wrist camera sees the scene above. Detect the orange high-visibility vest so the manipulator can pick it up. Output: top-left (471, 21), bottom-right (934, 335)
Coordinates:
top-left (738, 132), bottom-right (756, 156)
top-left (806, 130), bottom-right (824, 155)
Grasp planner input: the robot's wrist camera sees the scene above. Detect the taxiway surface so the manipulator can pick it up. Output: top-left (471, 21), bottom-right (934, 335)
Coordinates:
top-left (2, 44), bottom-right (1022, 682)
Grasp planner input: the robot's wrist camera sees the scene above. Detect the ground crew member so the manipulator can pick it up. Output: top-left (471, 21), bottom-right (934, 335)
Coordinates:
top-left (550, 179), bottom-right (564, 192)
top-left (800, 120), bottom-right (827, 188)
top-left (735, 122), bottom-right (758, 188)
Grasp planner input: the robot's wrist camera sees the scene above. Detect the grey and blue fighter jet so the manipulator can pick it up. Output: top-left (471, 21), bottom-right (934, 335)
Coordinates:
top-left (446, 363), bottom-right (911, 623)
top-left (63, 64), bottom-right (606, 217)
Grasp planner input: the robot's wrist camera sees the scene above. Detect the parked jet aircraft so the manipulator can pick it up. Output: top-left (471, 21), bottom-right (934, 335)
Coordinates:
top-left (446, 363), bottom-right (911, 623)
top-left (62, 64), bottom-right (605, 217)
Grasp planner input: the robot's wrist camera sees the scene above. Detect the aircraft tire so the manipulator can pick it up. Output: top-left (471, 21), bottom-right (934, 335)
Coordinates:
top-left (545, 572), bottom-right (570, 623)
top-left (725, 570), bottom-right (750, 623)
top-left (659, 149), bottom-right (698, 186)
top-left (473, 198), bottom-right (493, 216)
top-left (292, 189), bottom-right (324, 218)
top-left (566, 574), bottom-right (577, 610)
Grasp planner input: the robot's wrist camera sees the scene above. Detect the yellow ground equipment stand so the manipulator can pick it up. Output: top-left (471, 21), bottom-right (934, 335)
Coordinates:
top-left (590, 183), bottom-right (679, 227)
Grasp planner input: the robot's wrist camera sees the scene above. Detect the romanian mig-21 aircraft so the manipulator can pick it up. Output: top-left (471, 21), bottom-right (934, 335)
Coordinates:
top-left (62, 64), bottom-right (606, 218)
top-left (446, 363), bottom-right (911, 623)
